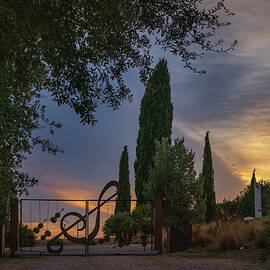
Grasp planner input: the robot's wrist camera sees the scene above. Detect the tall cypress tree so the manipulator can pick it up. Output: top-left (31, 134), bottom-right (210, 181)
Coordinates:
top-left (202, 131), bottom-right (216, 222)
top-left (115, 146), bottom-right (131, 213)
top-left (239, 169), bottom-right (255, 217)
top-left (134, 59), bottom-right (173, 202)
top-left (249, 168), bottom-right (256, 216)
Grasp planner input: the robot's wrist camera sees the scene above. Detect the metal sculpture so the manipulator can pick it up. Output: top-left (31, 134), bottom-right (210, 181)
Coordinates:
top-left (40, 230), bottom-right (51, 241)
top-left (47, 180), bottom-right (120, 254)
top-left (50, 208), bottom-right (64, 223)
top-left (33, 218), bottom-right (47, 234)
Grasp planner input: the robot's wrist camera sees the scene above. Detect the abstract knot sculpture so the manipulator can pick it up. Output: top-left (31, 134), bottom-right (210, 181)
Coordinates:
top-left (47, 180), bottom-right (120, 254)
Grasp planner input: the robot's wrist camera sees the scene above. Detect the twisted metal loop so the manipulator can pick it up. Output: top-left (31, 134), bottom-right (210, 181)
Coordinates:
top-left (47, 180), bottom-right (120, 254)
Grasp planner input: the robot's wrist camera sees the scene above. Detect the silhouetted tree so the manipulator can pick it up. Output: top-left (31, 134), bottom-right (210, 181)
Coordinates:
top-left (1, 1), bottom-right (236, 125)
top-left (202, 131), bottom-right (216, 222)
top-left (115, 146), bottom-right (131, 213)
top-left (238, 169), bottom-right (256, 217)
top-left (134, 59), bottom-right (173, 202)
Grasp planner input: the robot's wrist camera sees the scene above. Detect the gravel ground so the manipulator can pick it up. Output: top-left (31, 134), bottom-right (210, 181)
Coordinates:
top-left (0, 254), bottom-right (267, 270)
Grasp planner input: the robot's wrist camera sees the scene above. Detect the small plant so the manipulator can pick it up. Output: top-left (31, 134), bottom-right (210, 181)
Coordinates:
top-left (103, 212), bottom-right (132, 245)
top-left (103, 205), bottom-right (153, 247)
top-left (5, 224), bottom-right (37, 247)
top-left (89, 239), bottom-right (97, 246)
top-left (131, 204), bottom-right (152, 234)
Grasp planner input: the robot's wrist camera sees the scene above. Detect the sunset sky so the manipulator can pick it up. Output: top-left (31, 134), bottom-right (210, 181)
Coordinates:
top-left (22, 0), bottom-right (270, 205)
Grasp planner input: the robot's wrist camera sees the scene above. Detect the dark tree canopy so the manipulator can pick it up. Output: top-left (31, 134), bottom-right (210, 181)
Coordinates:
top-left (237, 169), bottom-right (256, 217)
top-left (115, 146), bottom-right (131, 213)
top-left (134, 59), bottom-right (173, 201)
top-left (1, 0), bottom-right (236, 125)
top-left (202, 131), bottom-right (216, 222)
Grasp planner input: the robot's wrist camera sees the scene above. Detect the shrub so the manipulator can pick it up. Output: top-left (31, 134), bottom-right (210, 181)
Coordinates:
top-left (89, 239), bottom-right (97, 245)
top-left (5, 224), bottom-right (37, 247)
top-left (103, 204), bottom-right (154, 246)
top-left (103, 212), bottom-right (132, 243)
top-left (131, 204), bottom-right (152, 234)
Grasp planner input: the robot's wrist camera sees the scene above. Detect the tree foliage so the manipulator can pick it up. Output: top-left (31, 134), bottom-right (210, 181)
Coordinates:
top-left (202, 131), bottom-right (216, 222)
top-left (115, 146), bottom-right (131, 213)
top-left (237, 169), bottom-right (256, 217)
top-left (237, 171), bottom-right (270, 218)
top-left (193, 173), bottom-right (207, 224)
top-left (5, 224), bottom-right (37, 247)
top-left (0, 87), bottom-right (61, 224)
top-left (1, 0), bottom-right (236, 125)
top-left (103, 204), bottom-right (152, 244)
top-left (134, 59), bottom-right (173, 201)
top-left (215, 171), bottom-right (270, 220)
top-left (215, 198), bottom-right (240, 222)
top-left (145, 137), bottom-right (197, 227)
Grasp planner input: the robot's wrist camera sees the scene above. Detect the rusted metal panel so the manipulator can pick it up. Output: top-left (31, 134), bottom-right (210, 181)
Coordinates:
top-left (154, 199), bottom-right (162, 253)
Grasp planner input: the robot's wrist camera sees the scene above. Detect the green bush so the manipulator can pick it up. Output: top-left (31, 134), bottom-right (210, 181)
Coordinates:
top-left (131, 204), bottom-right (152, 234)
top-left (103, 212), bottom-right (132, 242)
top-left (103, 205), bottom-right (153, 246)
top-left (5, 224), bottom-right (37, 247)
top-left (89, 239), bottom-right (97, 245)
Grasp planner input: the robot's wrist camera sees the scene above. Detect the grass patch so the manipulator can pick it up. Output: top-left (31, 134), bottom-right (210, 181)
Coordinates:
top-left (192, 219), bottom-right (266, 252)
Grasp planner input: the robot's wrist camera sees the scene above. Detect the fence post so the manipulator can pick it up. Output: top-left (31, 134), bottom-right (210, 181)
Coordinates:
top-left (10, 199), bottom-right (19, 257)
top-left (85, 200), bottom-right (89, 256)
top-left (0, 224), bottom-right (4, 257)
top-left (154, 199), bottom-right (162, 253)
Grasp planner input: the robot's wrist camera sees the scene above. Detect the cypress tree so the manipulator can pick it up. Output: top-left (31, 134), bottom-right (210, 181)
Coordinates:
top-left (115, 146), bottom-right (131, 213)
top-left (202, 131), bottom-right (216, 222)
top-left (249, 169), bottom-right (256, 216)
top-left (134, 59), bottom-right (173, 202)
top-left (239, 169), bottom-right (255, 217)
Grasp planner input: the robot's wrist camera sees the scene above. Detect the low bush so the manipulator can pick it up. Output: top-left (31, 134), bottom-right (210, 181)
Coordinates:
top-left (102, 204), bottom-right (153, 246)
top-left (103, 212), bottom-right (132, 244)
top-left (5, 224), bottom-right (37, 247)
top-left (89, 239), bottom-right (97, 245)
top-left (131, 204), bottom-right (152, 234)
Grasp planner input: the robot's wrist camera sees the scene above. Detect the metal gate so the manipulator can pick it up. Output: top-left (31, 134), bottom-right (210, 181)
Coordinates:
top-left (19, 181), bottom-right (155, 256)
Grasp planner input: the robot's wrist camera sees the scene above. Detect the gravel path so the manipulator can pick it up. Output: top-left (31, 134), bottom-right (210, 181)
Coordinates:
top-left (0, 255), bottom-right (267, 270)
